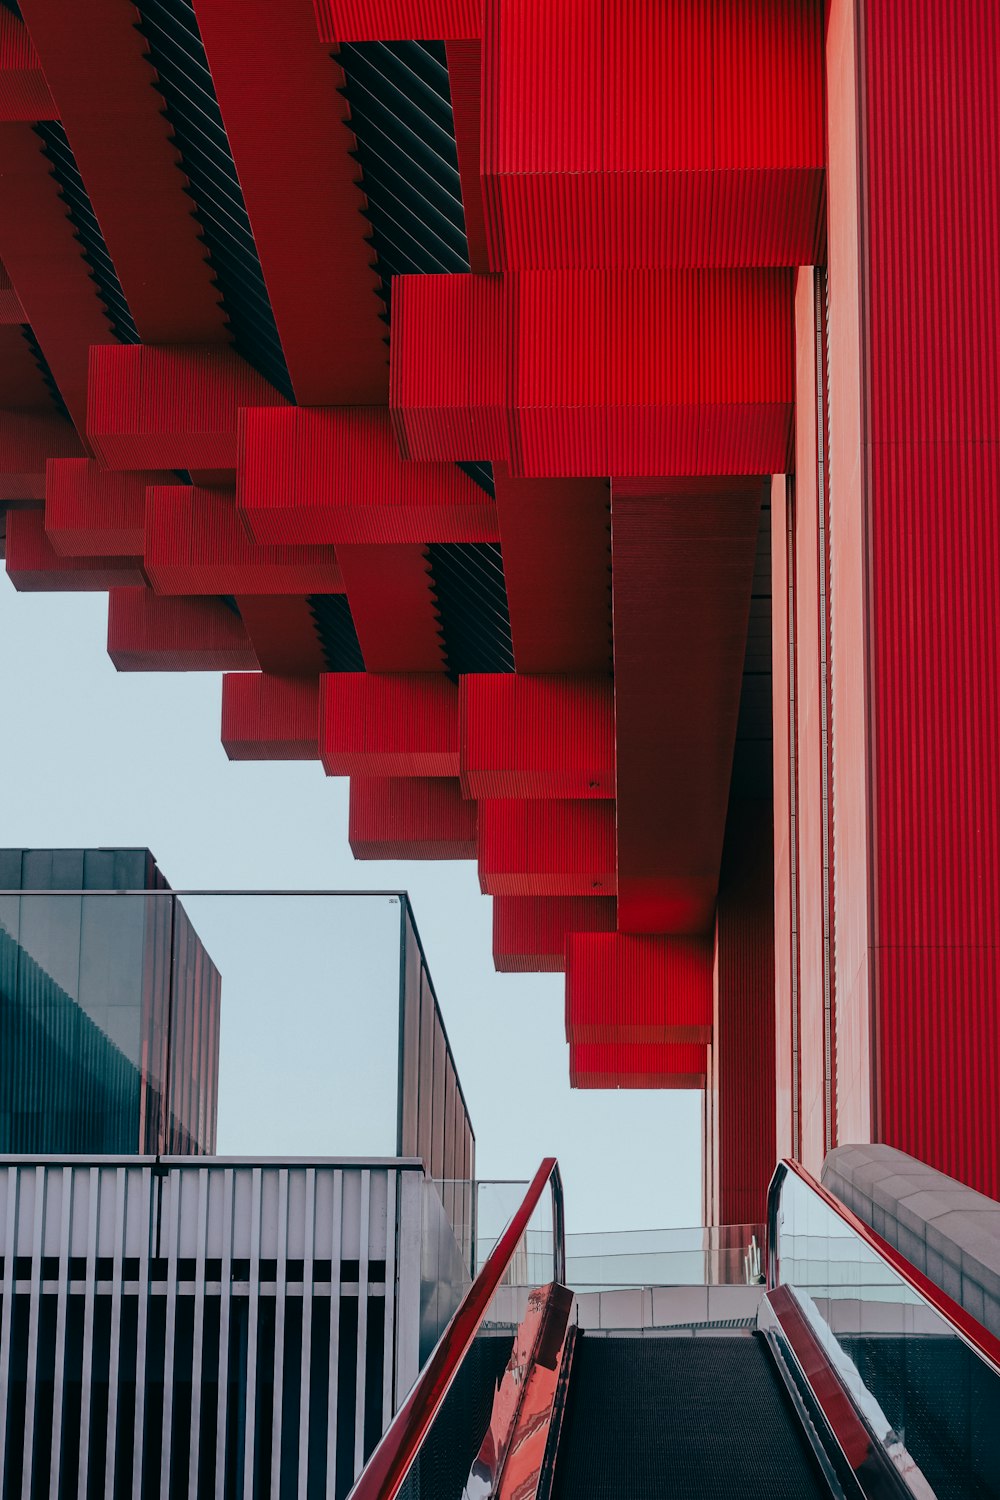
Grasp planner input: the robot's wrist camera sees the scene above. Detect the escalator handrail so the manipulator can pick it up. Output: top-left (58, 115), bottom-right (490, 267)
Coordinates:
top-left (768, 1157), bottom-right (1000, 1377)
top-left (348, 1156), bottom-right (566, 1500)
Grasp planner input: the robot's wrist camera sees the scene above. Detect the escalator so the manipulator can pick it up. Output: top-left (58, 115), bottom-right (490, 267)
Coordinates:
top-left (347, 1158), bottom-right (1000, 1500)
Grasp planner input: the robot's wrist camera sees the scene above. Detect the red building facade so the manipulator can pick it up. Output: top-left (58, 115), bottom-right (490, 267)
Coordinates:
top-left (1, 0), bottom-right (996, 1221)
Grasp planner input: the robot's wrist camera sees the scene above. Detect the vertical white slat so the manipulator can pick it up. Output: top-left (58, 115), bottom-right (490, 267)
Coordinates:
top-left (0, 1166), bottom-right (22, 1489)
top-left (104, 1168), bottom-right (128, 1500)
top-left (352, 1172), bottom-right (372, 1481)
top-left (381, 1171), bottom-right (397, 1428)
top-left (21, 1164), bottom-right (48, 1500)
top-left (269, 1171), bottom-right (290, 1500)
top-left (242, 1168), bottom-right (263, 1500)
top-left (76, 1167), bottom-right (101, 1500)
top-left (324, 1171), bottom-right (343, 1500)
top-left (159, 1170), bottom-right (182, 1500)
top-left (188, 1170), bottom-right (210, 1500)
top-left (48, 1166), bottom-right (74, 1500)
top-left (131, 1168), bottom-right (154, 1500)
top-left (214, 1169), bottom-right (235, 1500)
top-left (393, 1173), bottom-right (422, 1408)
top-left (296, 1169), bottom-right (316, 1500)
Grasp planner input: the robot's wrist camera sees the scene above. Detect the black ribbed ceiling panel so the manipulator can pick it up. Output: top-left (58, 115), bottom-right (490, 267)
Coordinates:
top-left (309, 595), bottom-right (366, 672)
top-left (135, 0), bottom-right (294, 400)
top-left (427, 544), bottom-right (515, 677)
top-left (34, 122), bottom-right (140, 344)
top-left (20, 325), bottom-right (69, 421)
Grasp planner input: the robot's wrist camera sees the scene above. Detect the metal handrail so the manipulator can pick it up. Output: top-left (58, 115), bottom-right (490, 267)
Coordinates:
top-left (348, 1157), bottom-right (566, 1500)
top-left (767, 1157), bottom-right (1000, 1377)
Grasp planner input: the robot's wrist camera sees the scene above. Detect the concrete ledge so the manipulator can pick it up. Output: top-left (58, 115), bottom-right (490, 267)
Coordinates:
top-left (822, 1144), bottom-right (1000, 1340)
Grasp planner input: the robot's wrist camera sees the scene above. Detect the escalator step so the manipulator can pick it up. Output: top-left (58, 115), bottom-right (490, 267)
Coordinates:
top-left (551, 1334), bottom-right (830, 1498)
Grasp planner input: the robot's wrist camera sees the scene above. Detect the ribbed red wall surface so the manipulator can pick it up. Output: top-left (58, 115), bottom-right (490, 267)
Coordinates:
top-left (460, 674), bottom-right (614, 799)
top-left (482, 0), bottom-right (823, 269)
top-left (570, 1042), bottom-right (707, 1091)
top-left (314, 0), bottom-right (478, 40)
top-left (770, 473), bottom-right (796, 1160)
top-left (336, 544), bottom-right (446, 673)
top-left (6, 507), bottom-right (144, 590)
top-left (476, 799), bottom-right (616, 896)
top-left (492, 894), bottom-right (616, 973)
top-left (711, 798), bottom-right (777, 1225)
top-left (221, 673), bottom-right (320, 761)
top-left (565, 933), bottom-right (713, 1046)
top-left (238, 404), bottom-right (499, 546)
top-left (349, 778), bottom-right (476, 861)
top-left (45, 460), bottom-right (170, 558)
top-left (87, 344), bottom-right (286, 471)
top-left (107, 588), bottom-right (259, 672)
top-left (144, 486), bottom-right (344, 596)
top-left (391, 270), bottom-right (795, 477)
top-left (859, 1), bottom-right (1000, 1196)
top-left (319, 673), bottom-right (459, 778)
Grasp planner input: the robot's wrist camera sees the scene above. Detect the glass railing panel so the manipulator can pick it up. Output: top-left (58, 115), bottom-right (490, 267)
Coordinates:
top-left (773, 1167), bottom-right (1000, 1498)
top-left (565, 1223), bottom-right (763, 1288)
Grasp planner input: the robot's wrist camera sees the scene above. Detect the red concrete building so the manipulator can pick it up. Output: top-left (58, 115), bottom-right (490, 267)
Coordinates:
top-left (2, 0), bottom-right (997, 1225)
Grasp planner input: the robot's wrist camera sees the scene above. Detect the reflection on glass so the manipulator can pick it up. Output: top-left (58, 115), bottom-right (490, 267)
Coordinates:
top-left (774, 1169), bottom-right (1000, 1498)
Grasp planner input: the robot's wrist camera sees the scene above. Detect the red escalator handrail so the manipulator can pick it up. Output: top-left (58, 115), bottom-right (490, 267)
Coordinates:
top-left (768, 1157), bottom-right (1000, 1377)
top-left (349, 1157), bottom-right (566, 1500)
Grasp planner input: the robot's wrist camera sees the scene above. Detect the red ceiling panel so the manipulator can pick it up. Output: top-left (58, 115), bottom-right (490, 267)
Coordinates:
top-left (320, 673), bottom-right (459, 778)
top-left (349, 777), bottom-right (476, 861)
top-left (477, 799), bottom-right (616, 897)
top-left (460, 674), bottom-right (614, 799)
top-left (221, 673), bottom-right (320, 761)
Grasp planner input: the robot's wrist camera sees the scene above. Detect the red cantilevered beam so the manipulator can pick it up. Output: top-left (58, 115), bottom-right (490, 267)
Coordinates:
top-left (221, 674), bottom-right (320, 761)
top-left (349, 777), bottom-right (476, 860)
top-left (460, 675), bottom-right (614, 799)
top-left (45, 460), bottom-right (172, 557)
top-left (612, 478), bottom-right (764, 934)
top-left (108, 588), bottom-right (259, 672)
top-left (564, 932), bottom-right (713, 1046)
top-left (477, 800), bottom-right (616, 897)
top-left (0, 123), bottom-right (115, 435)
top-left (5, 508), bottom-right (143, 591)
top-left (234, 596), bottom-right (327, 678)
top-left (336, 544), bottom-right (446, 672)
top-left (492, 895), bottom-right (616, 974)
top-left (16, 0), bottom-right (227, 343)
top-left (320, 673), bottom-right (459, 777)
top-left (195, 0), bottom-right (387, 404)
top-left (144, 486), bottom-right (344, 597)
top-left (313, 2), bottom-right (478, 41)
top-left (0, 411), bottom-right (83, 502)
top-left (570, 1043), bottom-right (707, 1090)
top-left (0, 10), bottom-right (55, 121)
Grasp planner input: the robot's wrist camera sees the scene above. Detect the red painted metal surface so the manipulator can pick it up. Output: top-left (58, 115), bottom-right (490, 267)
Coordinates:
top-left (477, 799), bottom-right (616, 897)
top-left (313, 0), bottom-right (479, 41)
top-left (5, 506), bottom-right (144, 591)
top-left (0, 10), bottom-right (55, 121)
top-left (221, 673), bottom-right (320, 761)
top-left (492, 895), bottom-right (616, 974)
top-left (570, 1042), bottom-right (707, 1090)
top-left (107, 588), bottom-right (259, 673)
top-left (233, 595), bottom-right (327, 678)
top-left (349, 777), bottom-right (476, 861)
top-left (45, 460), bottom-right (172, 558)
top-left (0, 411), bottom-right (83, 500)
top-left (320, 673), bottom-right (459, 779)
top-left (770, 472), bottom-right (796, 1162)
top-left (460, 674), bottom-right (614, 800)
top-left (335, 544), bottom-right (446, 673)
top-left (239, 405), bottom-right (498, 546)
top-left (565, 932), bottom-right (713, 1046)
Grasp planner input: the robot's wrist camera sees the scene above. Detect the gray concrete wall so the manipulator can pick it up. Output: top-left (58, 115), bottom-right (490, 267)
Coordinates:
top-left (822, 1143), bottom-right (1000, 1339)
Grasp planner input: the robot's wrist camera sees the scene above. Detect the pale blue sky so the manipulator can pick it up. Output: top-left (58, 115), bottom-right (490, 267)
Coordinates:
top-left (0, 573), bottom-right (702, 1231)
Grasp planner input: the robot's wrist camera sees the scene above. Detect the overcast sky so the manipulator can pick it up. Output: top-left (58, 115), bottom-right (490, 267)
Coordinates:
top-left (0, 573), bottom-right (702, 1232)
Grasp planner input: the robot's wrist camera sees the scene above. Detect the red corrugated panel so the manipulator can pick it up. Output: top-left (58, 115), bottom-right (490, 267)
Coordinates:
top-left (45, 459), bottom-right (172, 558)
top-left (476, 799), bottom-right (616, 897)
top-left (569, 1043), bottom-right (707, 1090)
top-left (0, 125), bottom-right (112, 434)
top-left (391, 270), bottom-right (794, 477)
top-left (6, 506), bottom-right (144, 590)
top-left (494, 465), bottom-right (611, 673)
top-left (235, 595), bottom-right (326, 677)
top-left (337, 544), bottom-right (446, 672)
top-left (238, 405), bottom-right (499, 546)
top-left (482, 0), bottom-right (822, 269)
top-left (313, 0), bottom-right (478, 40)
top-left (107, 588), bottom-right (259, 672)
top-left (144, 486), bottom-right (343, 596)
top-left (0, 411), bottom-right (84, 500)
top-left (712, 798), bottom-right (777, 1226)
top-left (87, 345), bottom-right (287, 471)
top-left (612, 478), bottom-right (763, 934)
top-left (389, 275), bottom-right (508, 463)
top-left (221, 673), bottom-right (320, 761)
top-left (320, 673), bottom-right (459, 778)
top-left (446, 40), bottom-right (488, 272)
top-left (460, 674), bottom-right (614, 798)
top-left (349, 777), bottom-right (476, 860)
top-left (492, 895), bottom-right (616, 974)
top-left (565, 932), bottom-right (713, 1046)
top-left (0, 11), bottom-right (57, 121)
top-left (195, 0), bottom-right (387, 402)
top-left (0, 260), bottom-right (25, 323)
top-left (17, 0), bottom-right (227, 343)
